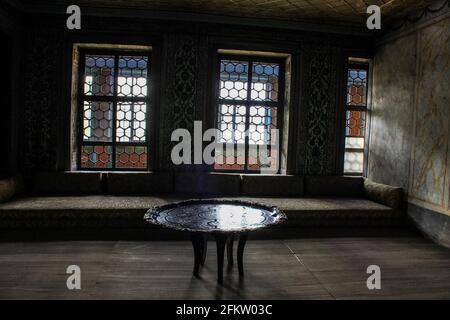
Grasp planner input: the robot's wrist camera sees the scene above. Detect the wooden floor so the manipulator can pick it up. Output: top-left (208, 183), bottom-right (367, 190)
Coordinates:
top-left (1, 235), bottom-right (450, 299)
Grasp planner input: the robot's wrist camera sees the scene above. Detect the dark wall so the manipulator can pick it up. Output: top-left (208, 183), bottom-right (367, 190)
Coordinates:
top-left (18, 11), bottom-right (372, 175)
top-left (0, 2), bottom-right (21, 178)
top-left (0, 31), bottom-right (12, 177)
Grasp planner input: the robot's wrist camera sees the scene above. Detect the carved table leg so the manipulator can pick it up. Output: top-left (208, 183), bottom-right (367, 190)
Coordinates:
top-left (201, 235), bottom-right (207, 266)
top-left (190, 233), bottom-right (204, 277)
top-left (226, 236), bottom-right (234, 266)
top-left (214, 234), bottom-right (229, 284)
top-left (237, 233), bottom-right (248, 277)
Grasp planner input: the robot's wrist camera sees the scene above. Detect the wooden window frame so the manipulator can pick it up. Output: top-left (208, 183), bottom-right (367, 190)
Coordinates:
top-left (214, 54), bottom-right (286, 174)
top-left (77, 48), bottom-right (152, 171)
top-left (343, 60), bottom-right (370, 176)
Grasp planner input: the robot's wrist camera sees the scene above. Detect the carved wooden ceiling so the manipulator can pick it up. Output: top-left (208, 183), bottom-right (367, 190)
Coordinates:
top-left (21, 0), bottom-right (435, 28)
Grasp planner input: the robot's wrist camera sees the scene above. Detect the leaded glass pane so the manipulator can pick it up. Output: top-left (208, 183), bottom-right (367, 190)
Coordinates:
top-left (248, 106), bottom-right (277, 145)
top-left (346, 111), bottom-right (366, 137)
top-left (214, 144), bottom-right (246, 171)
top-left (118, 56), bottom-right (148, 97)
top-left (251, 62), bottom-right (279, 102)
top-left (218, 104), bottom-right (246, 144)
top-left (81, 145), bottom-right (112, 169)
top-left (83, 101), bottom-right (113, 142)
top-left (84, 55), bottom-right (115, 96)
top-left (347, 68), bottom-right (367, 106)
top-left (344, 151), bottom-right (364, 174)
top-left (116, 146), bottom-right (148, 169)
top-left (247, 146), bottom-right (278, 171)
top-left (220, 60), bottom-right (249, 100)
top-left (216, 56), bottom-right (283, 172)
top-left (116, 102), bottom-right (147, 142)
top-left (80, 51), bottom-right (150, 170)
top-left (345, 137), bottom-right (365, 149)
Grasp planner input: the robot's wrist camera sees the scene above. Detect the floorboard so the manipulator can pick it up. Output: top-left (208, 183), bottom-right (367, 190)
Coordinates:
top-left (0, 236), bottom-right (449, 299)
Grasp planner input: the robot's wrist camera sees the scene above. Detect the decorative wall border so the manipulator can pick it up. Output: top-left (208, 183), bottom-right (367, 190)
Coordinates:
top-left (389, 0), bottom-right (450, 32)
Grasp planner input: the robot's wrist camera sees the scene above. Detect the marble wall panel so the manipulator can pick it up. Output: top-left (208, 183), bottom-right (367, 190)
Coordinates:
top-left (410, 18), bottom-right (450, 205)
top-left (409, 203), bottom-right (450, 249)
top-left (368, 34), bottom-right (417, 190)
top-left (371, 14), bottom-right (450, 248)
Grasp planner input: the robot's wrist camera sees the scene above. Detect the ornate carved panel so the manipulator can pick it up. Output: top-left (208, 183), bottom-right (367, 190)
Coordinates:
top-left (159, 34), bottom-right (201, 170)
top-left (298, 44), bottom-right (339, 176)
top-left (22, 29), bottom-right (63, 171)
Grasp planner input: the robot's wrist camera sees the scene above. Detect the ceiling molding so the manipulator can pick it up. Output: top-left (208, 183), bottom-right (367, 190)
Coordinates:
top-left (18, 2), bottom-right (372, 36)
top-left (388, 0), bottom-right (449, 31)
top-left (7, 0), bottom-right (440, 38)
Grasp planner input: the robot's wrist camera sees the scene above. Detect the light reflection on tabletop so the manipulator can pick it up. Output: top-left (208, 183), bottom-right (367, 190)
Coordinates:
top-left (145, 201), bottom-right (285, 233)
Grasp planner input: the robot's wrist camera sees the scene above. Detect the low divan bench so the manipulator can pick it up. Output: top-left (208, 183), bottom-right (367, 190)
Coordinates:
top-left (0, 172), bottom-right (404, 230)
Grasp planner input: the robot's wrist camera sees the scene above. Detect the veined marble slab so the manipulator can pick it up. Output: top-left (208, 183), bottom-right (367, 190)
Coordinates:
top-left (411, 17), bottom-right (450, 205)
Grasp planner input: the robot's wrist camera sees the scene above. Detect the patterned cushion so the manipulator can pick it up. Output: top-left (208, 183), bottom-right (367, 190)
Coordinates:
top-left (107, 172), bottom-right (173, 195)
top-left (0, 176), bottom-right (24, 203)
top-left (33, 172), bottom-right (103, 195)
top-left (305, 176), bottom-right (364, 197)
top-left (0, 180), bottom-right (15, 204)
top-left (0, 195), bottom-right (187, 228)
top-left (224, 196), bottom-right (403, 227)
top-left (364, 179), bottom-right (403, 209)
top-left (241, 175), bottom-right (304, 196)
top-left (0, 195), bottom-right (403, 229)
top-left (174, 172), bottom-right (241, 196)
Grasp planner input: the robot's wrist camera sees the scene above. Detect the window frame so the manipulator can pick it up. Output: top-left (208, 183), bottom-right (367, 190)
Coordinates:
top-left (214, 53), bottom-right (286, 174)
top-left (343, 60), bottom-right (371, 176)
top-left (77, 48), bottom-right (152, 171)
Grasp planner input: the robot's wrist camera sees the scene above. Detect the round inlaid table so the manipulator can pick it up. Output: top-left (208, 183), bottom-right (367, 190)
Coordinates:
top-left (144, 199), bottom-right (286, 284)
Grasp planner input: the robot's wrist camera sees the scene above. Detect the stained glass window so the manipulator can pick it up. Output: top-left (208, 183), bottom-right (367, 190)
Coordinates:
top-left (79, 51), bottom-right (150, 170)
top-left (215, 56), bottom-right (284, 172)
top-left (344, 59), bottom-right (370, 175)
top-left (346, 111), bottom-right (366, 137)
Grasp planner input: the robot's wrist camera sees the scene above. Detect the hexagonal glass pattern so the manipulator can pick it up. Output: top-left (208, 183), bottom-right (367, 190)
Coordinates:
top-left (251, 62), bottom-right (279, 102)
top-left (347, 68), bottom-right (367, 106)
top-left (84, 55), bottom-right (115, 96)
top-left (346, 110), bottom-right (366, 137)
top-left (80, 52), bottom-right (150, 170)
top-left (218, 104), bottom-right (247, 144)
top-left (118, 56), bottom-right (148, 97)
top-left (217, 105), bottom-right (277, 145)
top-left (216, 57), bottom-right (283, 172)
top-left (344, 151), bottom-right (364, 174)
top-left (248, 106), bottom-right (277, 145)
top-left (220, 60), bottom-right (249, 101)
top-left (116, 102), bottom-right (147, 143)
top-left (345, 137), bottom-right (365, 149)
top-left (247, 146), bottom-right (278, 171)
top-left (116, 146), bottom-right (148, 169)
top-left (219, 60), bottom-right (280, 103)
top-left (214, 144), bottom-right (246, 171)
top-left (83, 101), bottom-right (113, 142)
top-left (344, 62), bottom-right (370, 175)
top-left (81, 145), bottom-right (113, 169)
